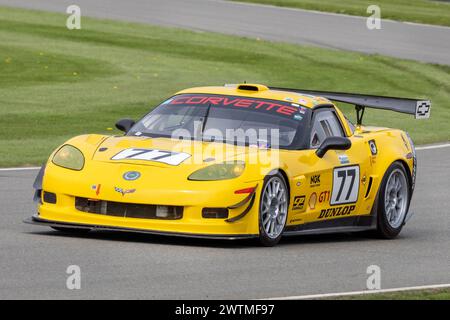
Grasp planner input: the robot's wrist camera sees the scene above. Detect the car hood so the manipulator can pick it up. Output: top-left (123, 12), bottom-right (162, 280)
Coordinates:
top-left (91, 135), bottom-right (250, 169)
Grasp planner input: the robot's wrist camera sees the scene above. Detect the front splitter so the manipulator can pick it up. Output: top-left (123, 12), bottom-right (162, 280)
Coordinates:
top-left (24, 215), bottom-right (258, 240)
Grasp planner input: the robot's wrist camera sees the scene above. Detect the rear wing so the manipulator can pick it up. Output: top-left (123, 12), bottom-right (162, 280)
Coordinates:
top-left (269, 87), bottom-right (431, 125)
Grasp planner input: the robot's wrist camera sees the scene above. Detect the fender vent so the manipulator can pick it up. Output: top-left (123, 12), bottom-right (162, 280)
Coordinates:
top-left (365, 177), bottom-right (374, 198)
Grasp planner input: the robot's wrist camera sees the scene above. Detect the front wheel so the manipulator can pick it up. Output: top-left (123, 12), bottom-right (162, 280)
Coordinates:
top-left (258, 173), bottom-right (289, 246)
top-left (376, 162), bottom-right (411, 239)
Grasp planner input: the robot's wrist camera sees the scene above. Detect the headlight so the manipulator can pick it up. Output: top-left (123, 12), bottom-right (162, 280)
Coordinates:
top-left (52, 145), bottom-right (85, 170)
top-left (188, 161), bottom-right (245, 181)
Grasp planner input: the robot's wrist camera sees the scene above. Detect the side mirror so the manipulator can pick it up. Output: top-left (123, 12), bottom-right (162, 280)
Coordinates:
top-left (115, 118), bottom-right (135, 133)
top-left (316, 136), bottom-right (351, 158)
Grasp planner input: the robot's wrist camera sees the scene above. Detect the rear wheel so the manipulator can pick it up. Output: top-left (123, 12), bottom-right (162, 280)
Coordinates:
top-left (376, 162), bottom-right (411, 239)
top-left (51, 227), bottom-right (91, 234)
top-left (258, 173), bottom-right (288, 246)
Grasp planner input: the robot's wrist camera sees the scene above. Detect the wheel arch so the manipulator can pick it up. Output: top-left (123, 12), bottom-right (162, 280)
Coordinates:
top-left (370, 158), bottom-right (413, 223)
top-left (266, 168), bottom-right (291, 202)
top-left (397, 159), bottom-right (413, 194)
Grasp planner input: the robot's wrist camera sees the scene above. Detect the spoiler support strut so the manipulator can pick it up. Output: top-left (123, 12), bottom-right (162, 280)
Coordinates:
top-left (355, 105), bottom-right (365, 126)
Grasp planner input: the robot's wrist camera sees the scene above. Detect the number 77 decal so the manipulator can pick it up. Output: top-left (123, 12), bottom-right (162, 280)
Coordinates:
top-left (330, 165), bottom-right (360, 205)
top-left (111, 148), bottom-right (191, 165)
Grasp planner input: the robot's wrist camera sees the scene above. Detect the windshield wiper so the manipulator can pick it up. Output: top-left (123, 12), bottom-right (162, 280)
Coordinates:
top-left (201, 103), bottom-right (211, 141)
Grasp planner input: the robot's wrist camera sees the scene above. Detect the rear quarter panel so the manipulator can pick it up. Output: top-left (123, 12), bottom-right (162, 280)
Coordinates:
top-left (356, 127), bottom-right (415, 212)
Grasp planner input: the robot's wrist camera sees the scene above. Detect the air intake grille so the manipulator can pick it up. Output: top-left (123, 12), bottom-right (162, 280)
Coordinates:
top-left (75, 197), bottom-right (183, 220)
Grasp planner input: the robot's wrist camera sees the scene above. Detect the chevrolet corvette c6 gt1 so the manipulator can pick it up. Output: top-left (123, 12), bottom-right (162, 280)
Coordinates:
top-left (25, 84), bottom-right (431, 246)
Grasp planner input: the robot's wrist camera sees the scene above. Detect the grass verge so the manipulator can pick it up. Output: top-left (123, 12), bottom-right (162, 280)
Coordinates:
top-left (332, 287), bottom-right (450, 300)
top-left (232, 0), bottom-right (450, 27)
top-left (0, 6), bottom-right (449, 166)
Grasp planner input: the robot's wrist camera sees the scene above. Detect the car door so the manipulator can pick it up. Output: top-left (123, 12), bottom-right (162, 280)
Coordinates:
top-left (301, 107), bottom-right (369, 224)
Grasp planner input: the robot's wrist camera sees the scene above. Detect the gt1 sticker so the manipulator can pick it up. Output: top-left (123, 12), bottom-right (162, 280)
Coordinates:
top-left (330, 166), bottom-right (360, 205)
top-left (318, 190), bottom-right (330, 203)
top-left (111, 148), bottom-right (191, 165)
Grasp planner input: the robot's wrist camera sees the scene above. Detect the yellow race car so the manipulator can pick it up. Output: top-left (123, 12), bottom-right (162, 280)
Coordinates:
top-left (25, 84), bottom-right (431, 246)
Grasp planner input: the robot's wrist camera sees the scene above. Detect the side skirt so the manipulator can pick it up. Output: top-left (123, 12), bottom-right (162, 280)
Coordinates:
top-left (283, 216), bottom-right (376, 237)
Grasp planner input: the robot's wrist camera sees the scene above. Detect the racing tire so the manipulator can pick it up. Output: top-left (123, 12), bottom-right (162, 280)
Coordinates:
top-left (376, 161), bottom-right (411, 239)
top-left (258, 173), bottom-right (289, 247)
top-left (51, 227), bottom-right (91, 234)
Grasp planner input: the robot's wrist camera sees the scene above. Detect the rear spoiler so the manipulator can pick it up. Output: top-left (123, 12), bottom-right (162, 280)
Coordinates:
top-left (269, 87), bottom-right (431, 125)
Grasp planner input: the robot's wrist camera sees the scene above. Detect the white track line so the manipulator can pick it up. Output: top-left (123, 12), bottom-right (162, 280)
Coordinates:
top-left (0, 167), bottom-right (41, 172)
top-left (416, 143), bottom-right (450, 150)
top-left (0, 143), bottom-right (448, 171)
top-left (263, 283), bottom-right (450, 300)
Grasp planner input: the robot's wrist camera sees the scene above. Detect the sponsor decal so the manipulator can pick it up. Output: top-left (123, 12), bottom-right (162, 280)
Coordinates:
top-left (309, 192), bottom-right (317, 209)
top-left (169, 95), bottom-right (300, 117)
top-left (415, 100), bottom-right (431, 119)
top-left (112, 148), bottom-right (191, 166)
top-left (91, 184), bottom-right (101, 196)
top-left (318, 190), bottom-right (330, 203)
top-left (331, 166), bottom-right (360, 205)
top-left (293, 114), bottom-right (303, 121)
top-left (338, 154), bottom-right (350, 164)
top-left (114, 187), bottom-right (136, 196)
top-left (292, 195), bottom-right (306, 211)
top-left (310, 174), bottom-right (321, 187)
top-left (369, 140), bottom-right (377, 155)
top-left (123, 171), bottom-right (141, 181)
top-left (361, 175), bottom-right (367, 186)
top-left (318, 204), bottom-right (356, 219)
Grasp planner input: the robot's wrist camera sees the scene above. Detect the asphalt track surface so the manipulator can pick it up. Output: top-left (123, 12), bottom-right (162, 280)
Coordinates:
top-left (0, 0), bottom-right (449, 299)
top-left (0, 146), bottom-right (449, 299)
top-left (0, 0), bottom-right (449, 65)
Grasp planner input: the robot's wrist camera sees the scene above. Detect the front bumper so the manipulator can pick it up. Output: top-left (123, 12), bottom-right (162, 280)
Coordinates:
top-left (25, 216), bottom-right (257, 240)
top-left (32, 161), bottom-right (262, 237)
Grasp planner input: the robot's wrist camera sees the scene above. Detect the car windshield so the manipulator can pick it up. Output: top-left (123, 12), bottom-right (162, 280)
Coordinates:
top-left (128, 94), bottom-right (310, 149)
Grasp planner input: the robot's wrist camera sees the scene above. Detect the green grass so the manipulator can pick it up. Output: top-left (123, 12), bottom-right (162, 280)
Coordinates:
top-left (333, 288), bottom-right (450, 300)
top-left (233, 0), bottom-right (450, 27)
top-left (0, 6), bottom-right (449, 167)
